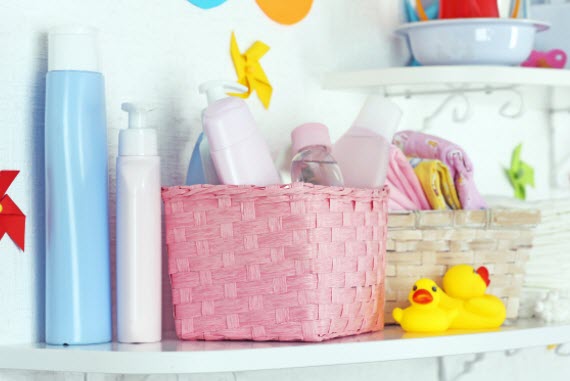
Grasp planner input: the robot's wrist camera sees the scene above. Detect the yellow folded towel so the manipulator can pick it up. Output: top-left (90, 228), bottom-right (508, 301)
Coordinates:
top-left (412, 159), bottom-right (462, 210)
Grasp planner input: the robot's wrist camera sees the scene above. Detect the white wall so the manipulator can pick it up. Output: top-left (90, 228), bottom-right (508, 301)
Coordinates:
top-left (1, 0), bottom-right (569, 379)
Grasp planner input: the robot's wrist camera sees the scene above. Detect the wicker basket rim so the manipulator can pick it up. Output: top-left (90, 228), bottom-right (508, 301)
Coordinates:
top-left (162, 183), bottom-right (390, 201)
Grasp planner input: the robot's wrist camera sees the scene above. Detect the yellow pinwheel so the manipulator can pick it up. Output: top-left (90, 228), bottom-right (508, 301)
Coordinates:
top-left (230, 32), bottom-right (273, 109)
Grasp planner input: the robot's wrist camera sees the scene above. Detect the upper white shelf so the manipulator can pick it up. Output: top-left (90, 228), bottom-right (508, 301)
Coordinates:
top-left (1, 320), bottom-right (569, 375)
top-left (323, 66), bottom-right (570, 96)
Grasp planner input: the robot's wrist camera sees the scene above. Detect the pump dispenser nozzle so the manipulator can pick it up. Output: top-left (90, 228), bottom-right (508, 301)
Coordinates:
top-left (122, 103), bottom-right (153, 129)
top-left (119, 102), bottom-right (157, 156)
top-left (199, 81), bottom-right (248, 104)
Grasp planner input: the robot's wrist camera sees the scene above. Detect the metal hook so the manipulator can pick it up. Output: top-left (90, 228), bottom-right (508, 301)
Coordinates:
top-left (452, 93), bottom-right (471, 123)
top-left (422, 92), bottom-right (472, 131)
top-left (437, 353), bottom-right (486, 381)
top-left (555, 344), bottom-right (570, 357)
top-left (551, 130), bottom-right (570, 188)
top-left (498, 88), bottom-right (525, 119)
top-left (505, 348), bottom-right (521, 357)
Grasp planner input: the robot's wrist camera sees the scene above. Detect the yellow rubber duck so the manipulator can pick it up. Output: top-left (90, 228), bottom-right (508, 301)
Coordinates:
top-left (392, 279), bottom-right (458, 333)
top-left (440, 264), bottom-right (507, 330)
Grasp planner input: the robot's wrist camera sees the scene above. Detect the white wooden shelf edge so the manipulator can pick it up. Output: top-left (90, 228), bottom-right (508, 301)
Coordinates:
top-left (0, 320), bottom-right (569, 374)
top-left (323, 66), bottom-right (570, 93)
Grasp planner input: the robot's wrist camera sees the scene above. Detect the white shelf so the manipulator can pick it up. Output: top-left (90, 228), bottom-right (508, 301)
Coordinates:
top-left (323, 66), bottom-right (570, 96)
top-left (1, 320), bottom-right (569, 374)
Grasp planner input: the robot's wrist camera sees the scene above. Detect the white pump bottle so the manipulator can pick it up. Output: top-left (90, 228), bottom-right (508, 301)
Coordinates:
top-left (199, 81), bottom-right (280, 186)
top-left (116, 103), bottom-right (161, 343)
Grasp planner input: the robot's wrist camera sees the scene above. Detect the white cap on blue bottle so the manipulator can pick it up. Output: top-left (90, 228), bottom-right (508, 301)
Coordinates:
top-left (48, 25), bottom-right (100, 72)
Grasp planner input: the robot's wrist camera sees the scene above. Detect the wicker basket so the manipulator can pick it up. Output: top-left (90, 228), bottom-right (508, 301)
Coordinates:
top-left (384, 209), bottom-right (540, 324)
top-left (162, 183), bottom-right (389, 342)
top-left (483, 197), bottom-right (570, 321)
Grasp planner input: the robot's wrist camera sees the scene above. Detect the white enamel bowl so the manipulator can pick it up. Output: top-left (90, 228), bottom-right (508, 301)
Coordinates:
top-left (396, 18), bottom-right (550, 66)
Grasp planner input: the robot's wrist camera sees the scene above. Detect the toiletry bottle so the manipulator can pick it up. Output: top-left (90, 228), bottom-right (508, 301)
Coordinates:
top-left (116, 103), bottom-right (162, 343)
top-left (186, 133), bottom-right (207, 185)
top-left (333, 95), bottom-right (402, 189)
top-left (45, 26), bottom-right (111, 345)
top-left (186, 126), bottom-right (220, 185)
top-left (198, 136), bottom-right (220, 184)
top-left (290, 123), bottom-right (344, 186)
top-left (199, 81), bottom-right (280, 186)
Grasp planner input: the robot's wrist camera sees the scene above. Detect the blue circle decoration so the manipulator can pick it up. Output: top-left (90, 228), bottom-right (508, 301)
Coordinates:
top-left (187, 0), bottom-right (227, 9)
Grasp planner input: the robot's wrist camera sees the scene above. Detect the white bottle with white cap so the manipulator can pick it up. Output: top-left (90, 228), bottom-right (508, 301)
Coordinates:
top-left (116, 103), bottom-right (162, 343)
top-left (333, 95), bottom-right (402, 188)
top-left (199, 80), bottom-right (280, 186)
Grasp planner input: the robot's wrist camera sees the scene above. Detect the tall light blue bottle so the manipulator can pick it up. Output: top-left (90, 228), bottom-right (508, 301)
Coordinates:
top-left (45, 26), bottom-right (111, 345)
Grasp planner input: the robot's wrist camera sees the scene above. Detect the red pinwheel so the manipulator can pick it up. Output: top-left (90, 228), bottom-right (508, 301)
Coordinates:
top-left (0, 171), bottom-right (25, 251)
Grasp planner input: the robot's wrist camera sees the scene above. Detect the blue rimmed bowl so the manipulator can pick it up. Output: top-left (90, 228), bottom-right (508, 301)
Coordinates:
top-left (396, 18), bottom-right (550, 66)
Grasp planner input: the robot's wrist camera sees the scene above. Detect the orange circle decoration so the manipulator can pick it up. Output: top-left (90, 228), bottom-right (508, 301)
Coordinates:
top-left (255, 0), bottom-right (314, 25)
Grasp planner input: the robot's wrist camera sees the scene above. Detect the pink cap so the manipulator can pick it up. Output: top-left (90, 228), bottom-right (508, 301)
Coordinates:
top-left (291, 123), bottom-right (332, 155)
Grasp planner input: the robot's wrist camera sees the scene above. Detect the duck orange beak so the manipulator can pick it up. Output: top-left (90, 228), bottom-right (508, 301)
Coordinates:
top-left (412, 289), bottom-right (433, 304)
top-left (477, 266), bottom-right (491, 287)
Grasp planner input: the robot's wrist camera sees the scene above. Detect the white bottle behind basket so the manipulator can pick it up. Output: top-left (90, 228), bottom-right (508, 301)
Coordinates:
top-left (116, 102), bottom-right (161, 343)
top-left (333, 95), bottom-right (402, 188)
top-left (199, 80), bottom-right (281, 186)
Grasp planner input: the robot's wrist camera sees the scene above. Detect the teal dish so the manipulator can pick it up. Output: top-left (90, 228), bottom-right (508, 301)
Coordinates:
top-left (187, 0), bottom-right (227, 10)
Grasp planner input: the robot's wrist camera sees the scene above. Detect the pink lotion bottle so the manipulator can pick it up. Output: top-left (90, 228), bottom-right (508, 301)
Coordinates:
top-left (199, 81), bottom-right (280, 186)
top-left (333, 95), bottom-right (402, 188)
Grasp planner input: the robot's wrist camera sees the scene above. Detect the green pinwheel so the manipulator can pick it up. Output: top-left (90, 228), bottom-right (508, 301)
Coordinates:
top-left (505, 144), bottom-right (535, 200)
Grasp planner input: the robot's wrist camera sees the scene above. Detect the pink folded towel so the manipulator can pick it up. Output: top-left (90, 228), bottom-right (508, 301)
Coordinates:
top-left (386, 145), bottom-right (431, 211)
top-left (393, 131), bottom-right (487, 210)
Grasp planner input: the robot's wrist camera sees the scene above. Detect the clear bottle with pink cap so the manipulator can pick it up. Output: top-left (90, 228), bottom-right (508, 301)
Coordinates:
top-left (290, 123), bottom-right (344, 187)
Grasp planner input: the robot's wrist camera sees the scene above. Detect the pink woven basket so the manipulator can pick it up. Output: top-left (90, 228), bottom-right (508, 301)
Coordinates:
top-left (162, 183), bottom-right (389, 342)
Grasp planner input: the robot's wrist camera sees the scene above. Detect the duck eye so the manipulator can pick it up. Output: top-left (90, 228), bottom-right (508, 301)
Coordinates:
top-left (432, 286), bottom-right (437, 292)
top-left (413, 285), bottom-right (418, 291)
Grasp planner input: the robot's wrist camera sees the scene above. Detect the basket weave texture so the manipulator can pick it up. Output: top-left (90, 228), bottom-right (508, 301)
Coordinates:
top-left (162, 183), bottom-right (389, 342)
top-left (385, 209), bottom-right (540, 324)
